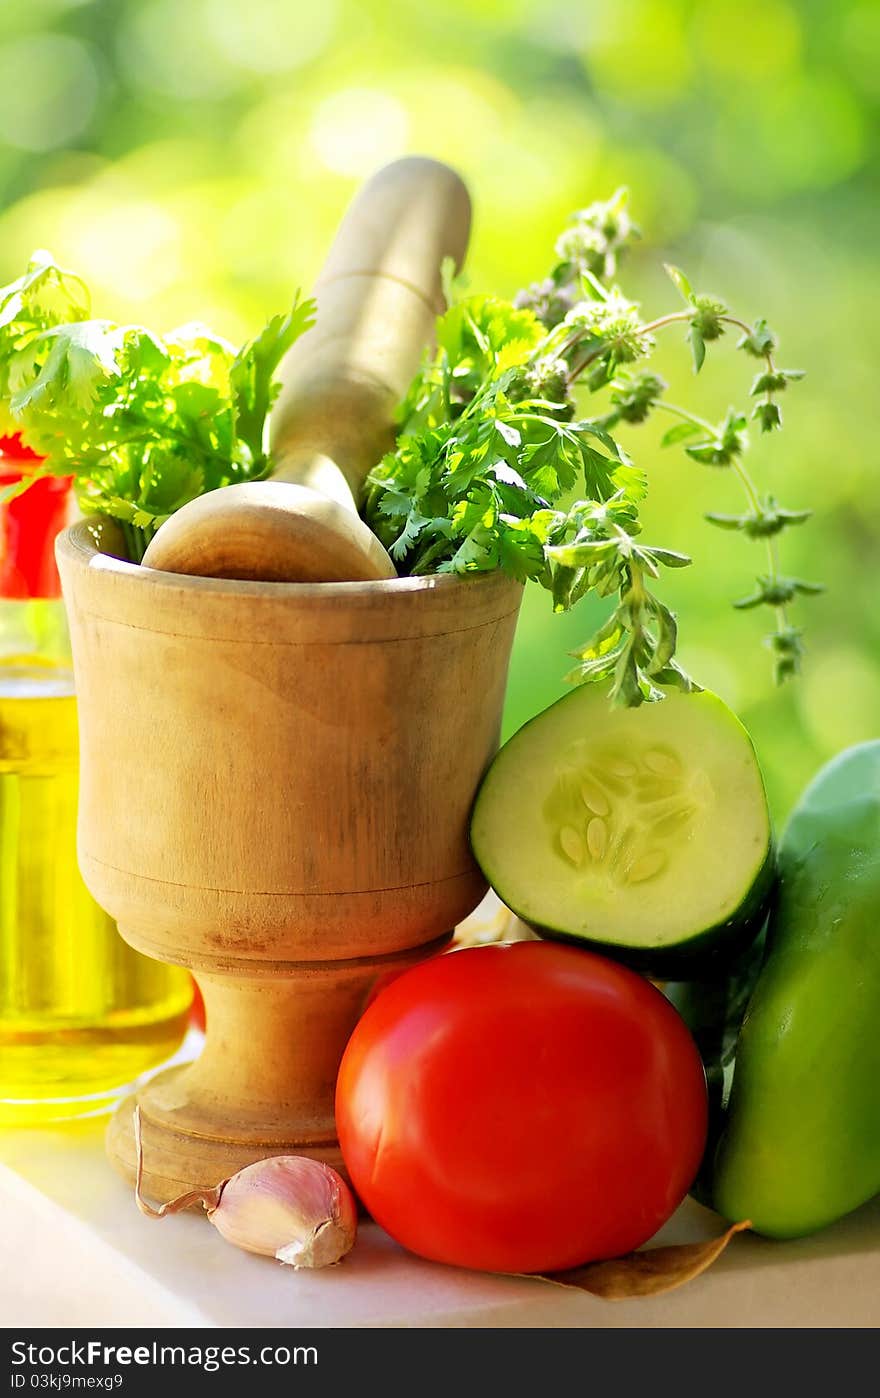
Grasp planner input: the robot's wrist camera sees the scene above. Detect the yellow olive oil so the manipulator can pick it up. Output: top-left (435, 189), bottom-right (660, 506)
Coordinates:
top-left (0, 651), bottom-right (191, 1124)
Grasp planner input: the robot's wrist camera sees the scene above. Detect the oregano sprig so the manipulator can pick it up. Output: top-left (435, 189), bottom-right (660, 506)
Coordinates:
top-left (652, 395), bottom-right (822, 681)
top-left (544, 498), bottom-right (697, 703)
top-left (366, 190), bottom-right (816, 702)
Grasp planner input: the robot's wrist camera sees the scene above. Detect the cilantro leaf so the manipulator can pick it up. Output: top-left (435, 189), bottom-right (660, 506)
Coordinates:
top-left (13, 321), bottom-right (122, 414)
top-left (231, 296), bottom-right (315, 465)
top-left (0, 250), bottom-right (315, 560)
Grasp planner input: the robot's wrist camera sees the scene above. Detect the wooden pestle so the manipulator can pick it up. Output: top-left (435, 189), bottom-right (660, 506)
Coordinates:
top-left (141, 157), bottom-right (471, 582)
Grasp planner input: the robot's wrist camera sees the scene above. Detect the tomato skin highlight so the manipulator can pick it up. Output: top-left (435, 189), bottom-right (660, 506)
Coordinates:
top-left (336, 942), bottom-right (707, 1274)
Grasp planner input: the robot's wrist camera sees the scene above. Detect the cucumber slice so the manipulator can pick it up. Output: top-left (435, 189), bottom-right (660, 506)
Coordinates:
top-left (471, 688), bottom-right (773, 976)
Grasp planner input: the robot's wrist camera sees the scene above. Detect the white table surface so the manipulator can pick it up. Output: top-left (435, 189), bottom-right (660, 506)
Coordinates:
top-left (1, 1114), bottom-right (879, 1329)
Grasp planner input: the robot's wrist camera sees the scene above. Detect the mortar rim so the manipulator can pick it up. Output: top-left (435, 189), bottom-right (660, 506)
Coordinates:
top-left (57, 517), bottom-right (515, 603)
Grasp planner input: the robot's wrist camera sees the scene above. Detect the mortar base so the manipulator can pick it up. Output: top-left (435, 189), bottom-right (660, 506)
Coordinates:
top-left (106, 927), bottom-right (455, 1202)
top-left (107, 1088), bottom-right (347, 1203)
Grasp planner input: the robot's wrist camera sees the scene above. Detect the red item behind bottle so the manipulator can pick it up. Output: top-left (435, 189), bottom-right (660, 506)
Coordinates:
top-left (0, 435), bottom-right (72, 600)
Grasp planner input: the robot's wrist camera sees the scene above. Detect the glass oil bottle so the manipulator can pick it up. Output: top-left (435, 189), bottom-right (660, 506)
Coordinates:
top-left (0, 442), bottom-right (192, 1124)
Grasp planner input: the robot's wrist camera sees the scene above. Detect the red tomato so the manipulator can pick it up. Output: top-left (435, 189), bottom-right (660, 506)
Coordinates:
top-left (189, 979), bottom-right (206, 1033)
top-left (336, 942), bottom-right (707, 1274)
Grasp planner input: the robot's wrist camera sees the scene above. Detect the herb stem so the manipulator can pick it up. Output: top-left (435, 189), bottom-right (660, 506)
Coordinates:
top-left (724, 440), bottom-right (790, 638)
top-left (640, 310), bottom-right (694, 335)
top-left (717, 314), bottom-right (754, 338)
top-left (563, 311), bottom-right (696, 389)
top-left (719, 314), bottom-right (778, 412)
top-left (729, 456), bottom-right (762, 516)
top-left (767, 535), bottom-right (789, 632)
top-left (122, 409), bottom-right (227, 464)
top-left (119, 519), bottom-right (147, 563)
top-left (656, 401), bottom-right (716, 436)
top-left (660, 399), bottom-right (789, 637)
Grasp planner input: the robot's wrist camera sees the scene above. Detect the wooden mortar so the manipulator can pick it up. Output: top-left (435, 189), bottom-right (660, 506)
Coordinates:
top-left (57, 522), bottom-right (522, 1199)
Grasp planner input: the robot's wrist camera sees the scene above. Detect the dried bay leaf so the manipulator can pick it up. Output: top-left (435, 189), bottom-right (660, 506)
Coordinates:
top-left (539, 1219), bottom-right (751, 1300)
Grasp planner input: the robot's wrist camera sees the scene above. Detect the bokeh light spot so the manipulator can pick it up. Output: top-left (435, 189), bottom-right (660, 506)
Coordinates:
top-left (118, 0), bottom-right (242, 99)
top-left (695, 0), bottom-right (801, 81)
top-left (64, 195), bottom-right (183, 304)
top-left (711, 71), bottom-right (866, 197)
top-left (309, 89), bottom-right (409, 176)
top-left (582, 0), bottom-right (693, 105)
top-left (0, 35), bottom-right (99, 152)
top-left (800, 649), bottom-right (880, 758)
top-left (203, 0), bottom-right (337, 73)
top-left (840, 1), bottom-right (880, 97)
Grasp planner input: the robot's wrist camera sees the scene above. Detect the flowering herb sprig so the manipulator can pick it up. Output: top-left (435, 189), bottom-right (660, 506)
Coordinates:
top-left (365, 191), bottom-right (817, 701)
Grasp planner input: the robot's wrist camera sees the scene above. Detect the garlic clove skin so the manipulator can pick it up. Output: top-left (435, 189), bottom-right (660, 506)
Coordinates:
top-left (207, 1156), bottom-right (357, 1269)
top-left (276, 1217), bottom-right (356, 1270)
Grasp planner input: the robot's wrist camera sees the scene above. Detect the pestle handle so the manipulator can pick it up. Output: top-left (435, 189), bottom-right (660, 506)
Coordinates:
top-left (140, 159), bottom-right (471, 583)
top-left (269, 156), bottom-right (472, 505)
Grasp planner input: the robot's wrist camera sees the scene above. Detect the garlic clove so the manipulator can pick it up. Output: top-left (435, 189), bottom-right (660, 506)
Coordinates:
top-left (276, 1218), bottom-right (355, 1270)
top-left (207, 1156), bottom-right (358, 1269)
top-left (133, 1108), bottom-right (357, 1270)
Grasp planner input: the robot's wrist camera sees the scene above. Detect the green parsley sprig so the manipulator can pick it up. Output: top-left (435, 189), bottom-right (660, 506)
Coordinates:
top-left (365, 191), bottom-right (817, 701)
top-left (0, 251), bottom-right (314, 561)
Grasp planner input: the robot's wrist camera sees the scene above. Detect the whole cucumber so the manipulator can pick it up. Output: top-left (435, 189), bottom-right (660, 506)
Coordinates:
top-left (713, 741), bottom-right (880, 1237)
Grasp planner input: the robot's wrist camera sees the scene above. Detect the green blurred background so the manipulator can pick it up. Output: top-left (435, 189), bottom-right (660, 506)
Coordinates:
top-left (0, 0), bottom-right (876, 820)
